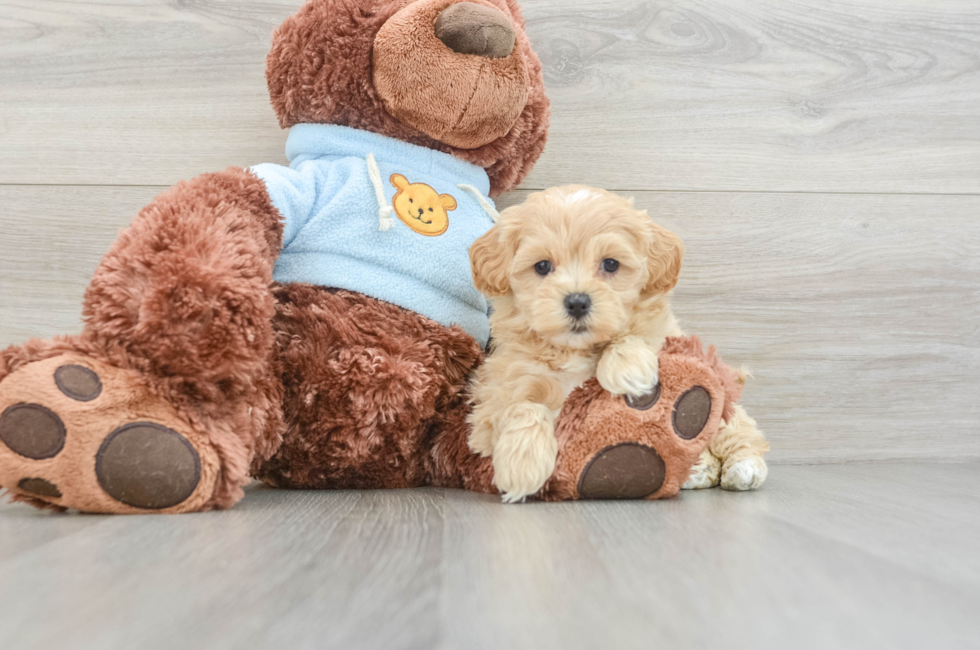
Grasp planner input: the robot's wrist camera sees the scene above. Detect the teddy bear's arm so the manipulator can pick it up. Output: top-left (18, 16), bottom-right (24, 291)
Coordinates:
top-left (250, 162), bottom-right (322, 249)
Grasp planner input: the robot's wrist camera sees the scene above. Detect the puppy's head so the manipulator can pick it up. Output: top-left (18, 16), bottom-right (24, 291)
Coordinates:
top-left (470, 186), bottom-right (684, 349)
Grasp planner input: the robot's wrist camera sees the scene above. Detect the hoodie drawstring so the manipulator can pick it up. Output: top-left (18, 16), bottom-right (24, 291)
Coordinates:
top-left (366, 153), bottom-right (396, 231)
top-left (456, 183), bottom-right (499, 223)
top-left (367, 153), bottom-right (498, 230)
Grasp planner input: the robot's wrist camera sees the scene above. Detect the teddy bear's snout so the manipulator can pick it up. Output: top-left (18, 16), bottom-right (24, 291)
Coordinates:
top-left (373, 0), bottom-right (530, 149)
top-left (435, 2), bottom-right (516, 59)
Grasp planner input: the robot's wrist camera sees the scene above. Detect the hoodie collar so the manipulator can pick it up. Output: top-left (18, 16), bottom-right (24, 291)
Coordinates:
top-left (285, 123), bottom-right (491, 197)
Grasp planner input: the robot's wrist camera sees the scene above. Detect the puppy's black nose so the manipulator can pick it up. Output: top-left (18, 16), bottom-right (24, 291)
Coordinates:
top-left (435, 2), bottom-right (516, 59)
top-left (564, 293), bottom-right (592, 320)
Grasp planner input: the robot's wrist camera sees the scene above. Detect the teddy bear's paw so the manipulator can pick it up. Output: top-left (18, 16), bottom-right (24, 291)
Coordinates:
top-left (0, 354), bottom-right (219, 514)
top-left (538, 343), bottom-right (736, 502)
top-left (492, 403), bottom-right (558, 503)
top-left (596, 337), bottom-right (659, 397)
top-left (681, 449), bottom-right (721, 490)
top-left (720, 456), bottom-right (768, 491)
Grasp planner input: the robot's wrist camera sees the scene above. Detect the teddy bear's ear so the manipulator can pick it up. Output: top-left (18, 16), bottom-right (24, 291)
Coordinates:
top-left (390, 174), bottom-right (409, 190)
top-left (440, 194), bottom-right (458, 211)
top-left (469, 225), bottom-right (511, 297)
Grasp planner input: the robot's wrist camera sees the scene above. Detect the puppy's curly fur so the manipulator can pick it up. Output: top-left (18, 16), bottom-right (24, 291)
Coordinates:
top-left (468, 186), bottom-right (769, 501)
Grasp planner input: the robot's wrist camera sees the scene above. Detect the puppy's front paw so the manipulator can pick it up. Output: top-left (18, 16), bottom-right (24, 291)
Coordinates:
top-left (681, 450), bottom-right (721, 490)
top-left (492, 403), bottom-right (558, 503)
top-left (597, 337), bottom-right (659, 397)
top-left (720, 456), bottom-right (767, 491)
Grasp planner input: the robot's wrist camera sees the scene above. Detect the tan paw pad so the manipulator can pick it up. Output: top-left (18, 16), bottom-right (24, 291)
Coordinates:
top-left (0, 354), bottom-right (218, 514)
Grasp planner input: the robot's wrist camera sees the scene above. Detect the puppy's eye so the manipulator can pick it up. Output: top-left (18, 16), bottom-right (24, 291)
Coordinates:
top-left (428, 208), bottom-right (434, 212)
top-left (534, 261), bottom-right (553, 276)
top-left (409, 198), bottom-right (413, 203)
top-left (602, 259), bottom-right (620, 273)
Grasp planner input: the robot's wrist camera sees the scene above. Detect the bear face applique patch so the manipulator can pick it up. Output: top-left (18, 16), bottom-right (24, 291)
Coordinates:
top-left (390, 174), bottom-right (457, 236)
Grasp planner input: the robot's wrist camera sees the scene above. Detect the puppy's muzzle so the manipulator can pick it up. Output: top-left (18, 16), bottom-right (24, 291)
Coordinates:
top-left (564, 293), bottom-right (592, 321)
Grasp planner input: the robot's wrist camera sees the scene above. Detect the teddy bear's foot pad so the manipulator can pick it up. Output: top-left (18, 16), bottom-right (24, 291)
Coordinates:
top-left (577, 442), bottom-right (665, 499)
top-left (0, 403), bottom-right (67, 459)
top-left (0, 354), bottom-right (217, 513)
top-left (95, 422), bottom-right (201, 509)
top-left (18, 477), bottom-right (62, 498)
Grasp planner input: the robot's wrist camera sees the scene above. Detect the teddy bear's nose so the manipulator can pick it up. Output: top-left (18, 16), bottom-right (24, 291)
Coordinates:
top-left (435, 2), bottom-right (516, 59)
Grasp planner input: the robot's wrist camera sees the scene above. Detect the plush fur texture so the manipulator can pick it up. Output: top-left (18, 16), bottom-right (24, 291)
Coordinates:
top-left (467, 186), bottom-right (687, 501)
top-left (80, 167), bottom-right (288, 507)
top-left (0, 168), bottom-right (288, 513)
top-left (540, 336), bottom-right (741, 501)
top-left (266, 0), bottom-right (549, 195)
top-left (661, 336), bottom-right (742, 424)
top-left (374, 0), bottom-right (529, 149)
top-left (0, 351), bottom-right (222, 514)
top-left (255, 284), bottom-right (483, 490)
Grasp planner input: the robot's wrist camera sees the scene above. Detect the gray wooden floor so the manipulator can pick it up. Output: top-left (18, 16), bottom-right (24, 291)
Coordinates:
top-left (1, 461), bottom-right (978, 650)
top-left (2, 1), bottom-right (980, 648)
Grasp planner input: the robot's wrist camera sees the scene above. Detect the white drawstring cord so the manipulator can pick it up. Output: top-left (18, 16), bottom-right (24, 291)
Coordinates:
top-left (366, 153), bottom-right (396, 231)
top-left (367, 155), bottom-right (497, 230)
top-left (457, 183), bottom-right (499, 222)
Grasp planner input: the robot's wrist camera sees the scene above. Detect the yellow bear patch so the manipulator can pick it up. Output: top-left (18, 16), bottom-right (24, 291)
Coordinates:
top-left (390, 173), bottom-right (457, 237)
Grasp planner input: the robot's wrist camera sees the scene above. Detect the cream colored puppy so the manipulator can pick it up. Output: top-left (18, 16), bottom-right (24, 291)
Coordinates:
top-left (467, 186), bottom-right (769, 502)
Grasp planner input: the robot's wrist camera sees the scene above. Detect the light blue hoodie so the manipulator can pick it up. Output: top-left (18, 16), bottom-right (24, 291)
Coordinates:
top-left (251, 124), bottom-right (497, 346)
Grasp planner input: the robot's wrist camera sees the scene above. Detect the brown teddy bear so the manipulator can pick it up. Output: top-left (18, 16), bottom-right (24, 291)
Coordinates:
top-left (0, 0), bottom-right (740, 513)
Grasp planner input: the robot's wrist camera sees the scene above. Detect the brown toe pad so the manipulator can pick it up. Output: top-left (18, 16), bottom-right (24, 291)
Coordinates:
top-left (54, 364), bottom-right (103, 402)
top-left (578, 442), bottom-right (666, 499)
top-left (18, 477), bottom-right (62, 498)
top-left (0, 403), bottom-right (67, 459)
top-left (673, 386), bottom-right (712, 440)
top-left (95, 423), bottom-right (201, 510)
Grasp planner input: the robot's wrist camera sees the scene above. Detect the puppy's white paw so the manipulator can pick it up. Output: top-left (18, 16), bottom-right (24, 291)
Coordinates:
top-left (492, 403), bottom-right (558, 503)
top-left (597, 337), bottom-right (659, 397)
top-left (681, 451), bottom-right (721, 490)
top-left (720, 456), bottom-right (768, 491)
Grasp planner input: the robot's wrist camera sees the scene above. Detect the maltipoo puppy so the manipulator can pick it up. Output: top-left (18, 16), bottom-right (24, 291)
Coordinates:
top-left (467, 186), bottom-right (769, 502)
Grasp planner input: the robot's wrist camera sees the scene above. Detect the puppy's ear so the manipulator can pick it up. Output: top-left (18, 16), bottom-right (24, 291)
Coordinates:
top-left (470, 225), bottom-right (511, 296)
top-left (644, 222), bottom-right (684, 296)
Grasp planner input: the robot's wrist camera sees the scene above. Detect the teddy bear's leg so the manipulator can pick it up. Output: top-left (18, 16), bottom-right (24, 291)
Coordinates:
top-left (533, 337), bottom-right (743, 501)
top-left (0, 168), bottom-right (286, 512)
top-left (254, 284), bottom-right (483, 491)
top-left (426, 390), bottom-right (497, 495)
